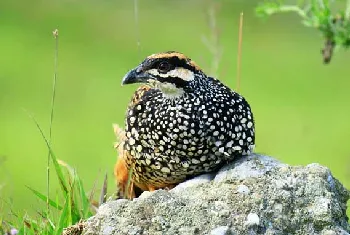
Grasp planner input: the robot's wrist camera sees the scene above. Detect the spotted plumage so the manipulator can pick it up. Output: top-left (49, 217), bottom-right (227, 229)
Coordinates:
top-left (115, 51), bottom-right (255, 197)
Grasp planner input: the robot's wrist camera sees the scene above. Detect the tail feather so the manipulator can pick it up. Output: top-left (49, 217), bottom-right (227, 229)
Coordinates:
top-left (113, 124), bottom-right (135, 199)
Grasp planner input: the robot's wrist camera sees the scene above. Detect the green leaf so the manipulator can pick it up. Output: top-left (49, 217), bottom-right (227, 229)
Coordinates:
top-left (58, 160), bottom-right (92, 220)
top-left (70, 176), bottom-right (83, 224)
top-left (302, 17), bottom-right (315, 27)
top-left (256, 2), bottom-right (281, 18)
top-left (25, 111), bottom-right (69, 197)
top-left (76, 173), bottom-right (93, 218)
top-left (67, 192), bottom-right (72, 227)
top-left (55, 193), bottom-right (72, 235)
top-left (346, 0), bottom-right (350, 19)
top-left (26, 186), bottom-right (63, 210)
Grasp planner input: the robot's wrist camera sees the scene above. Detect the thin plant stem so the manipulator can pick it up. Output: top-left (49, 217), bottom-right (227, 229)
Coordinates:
top-left (346, 0), bottom-right (350, 19)
top-left (134, 0), bottom-right (141, 61)
top-left (47, 29), bottom-right (59, 216)
top-left (209, 6), bottom-right (220, 77)
top-left (99, 173), bottom-right (108, 205)
top-left (266, 5), bottom-right (307, 18)
top-left (202, 2), bottom-right (222, 78)
top-left (236, 12), bottom-right (244, 92)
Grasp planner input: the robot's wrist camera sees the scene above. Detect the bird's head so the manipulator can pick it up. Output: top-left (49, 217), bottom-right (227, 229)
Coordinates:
top-left (122, 51), bottom-right (204, 96)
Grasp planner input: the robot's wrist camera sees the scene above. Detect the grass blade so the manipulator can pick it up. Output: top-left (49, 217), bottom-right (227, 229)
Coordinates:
top-left (55, 192), bottom-right (72, 235)
top-left (25, 110), bottom-right (69, 197)
top-left (58, 159), bottom-right (93, 218)
top-left (99, 173), bottom-right (108, 206)
top-left (77, 174), bottom-right (93, 218)
top-left (46, 28), bottom-right (59, 217)
top-left (236, 12), bottom-right (244, 92)
top-left (25, 186), bottom-right (63, 210)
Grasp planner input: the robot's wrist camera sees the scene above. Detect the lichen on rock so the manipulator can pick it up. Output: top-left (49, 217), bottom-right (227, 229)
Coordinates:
top-left (76, 154), bottom-right (349, 235)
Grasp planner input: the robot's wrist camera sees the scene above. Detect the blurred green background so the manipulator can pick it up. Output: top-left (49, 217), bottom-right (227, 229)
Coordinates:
top-left (0, 0), bottom-right (349, 217)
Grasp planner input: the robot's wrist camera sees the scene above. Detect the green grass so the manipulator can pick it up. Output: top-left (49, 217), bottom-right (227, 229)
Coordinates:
top-left (1, 113), bottom-right (96, 234)
top-left (1, 138), bottom-right (96, 234)
top-left (0, 0), bottom-right (349, 232)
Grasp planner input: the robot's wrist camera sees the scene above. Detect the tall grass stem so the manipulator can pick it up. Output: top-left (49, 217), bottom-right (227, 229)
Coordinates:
top-left (134, 0), bottom-right (141, 61)
top-left (47, 28), bottom-right (59, 216)
top-left (236, 12), bottom-right (243, 92)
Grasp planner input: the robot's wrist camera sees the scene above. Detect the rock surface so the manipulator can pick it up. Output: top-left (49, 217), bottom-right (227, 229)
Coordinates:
top-left (81, 154), bottom-right (349, 235)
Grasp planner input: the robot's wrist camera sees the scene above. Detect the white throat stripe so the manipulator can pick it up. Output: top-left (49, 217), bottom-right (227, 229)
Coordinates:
top-left (148, 68), bottom-right (194, 81)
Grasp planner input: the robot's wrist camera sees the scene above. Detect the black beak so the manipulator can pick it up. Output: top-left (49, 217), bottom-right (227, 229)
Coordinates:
top-left (121, 67), bottom-right (150, 85)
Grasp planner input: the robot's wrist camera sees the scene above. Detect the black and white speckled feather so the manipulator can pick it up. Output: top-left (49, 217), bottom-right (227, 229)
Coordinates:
top-left (121, 51), bottom-right (255, 188)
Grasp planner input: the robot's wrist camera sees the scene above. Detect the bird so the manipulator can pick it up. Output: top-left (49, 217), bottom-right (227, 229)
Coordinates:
top-left (114, 51), bottom-right (255, 198)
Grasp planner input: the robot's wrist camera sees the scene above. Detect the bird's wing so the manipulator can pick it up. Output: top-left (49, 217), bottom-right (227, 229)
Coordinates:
top-left (198, 93), bottom-right (244, 157)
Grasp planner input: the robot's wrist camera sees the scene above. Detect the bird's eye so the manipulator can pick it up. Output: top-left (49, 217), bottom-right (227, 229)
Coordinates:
top-left (157, 62), bottom-right (171, 73)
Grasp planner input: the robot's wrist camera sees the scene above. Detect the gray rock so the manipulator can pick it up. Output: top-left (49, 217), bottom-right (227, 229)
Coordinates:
top-left (81, 154), bottom-right (349, 235)
top-left (210, 226), bottom-right (233, 235)
top-left (245, 213), bottom-right (260, 227)
top-left (214, 154), bottom-right (285, 182)
top-left (236, 184), bottom-right (250, 195)
top-left (170, 172), bottom-right (215, 193)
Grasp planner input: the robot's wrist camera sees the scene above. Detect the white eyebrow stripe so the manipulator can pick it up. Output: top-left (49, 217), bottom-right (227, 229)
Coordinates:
top-left (147, 68), bottom-right (195, 81)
